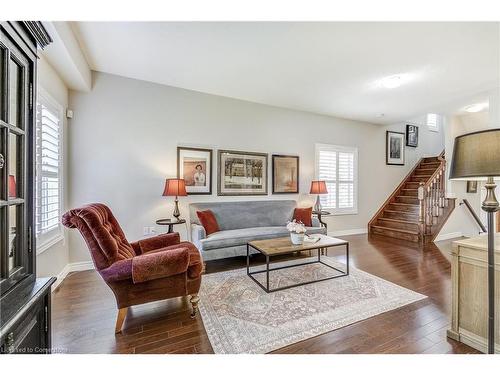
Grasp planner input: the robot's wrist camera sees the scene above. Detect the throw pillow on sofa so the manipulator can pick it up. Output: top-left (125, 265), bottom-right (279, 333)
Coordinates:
top-left (196, 209), bottom-right (220, 235)
top-left (293, 207), bottom-right (313, 227)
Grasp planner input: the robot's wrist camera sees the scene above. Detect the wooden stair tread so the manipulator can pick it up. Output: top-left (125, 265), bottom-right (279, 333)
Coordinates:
top-left (370, 225), bottom-right (419, 235)
top-left (378, 217), bottom-right (419, 224)
top-left (383, 209), bottom-right (418, 217)
top-left (390, 202), bottom-right (419, 207)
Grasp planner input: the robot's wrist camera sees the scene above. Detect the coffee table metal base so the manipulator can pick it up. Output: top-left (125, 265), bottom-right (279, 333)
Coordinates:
top-left (246, 243), bottom-right (349, 293)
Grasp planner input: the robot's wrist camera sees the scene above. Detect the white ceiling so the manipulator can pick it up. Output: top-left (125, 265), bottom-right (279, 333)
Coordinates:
top-left (71, 22), bottom-right (499, 125)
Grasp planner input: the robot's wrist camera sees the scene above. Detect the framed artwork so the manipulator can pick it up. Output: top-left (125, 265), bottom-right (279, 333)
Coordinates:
top-left (386, 131), bottom-right (405, 166)
top-left (406, 124), bottom-right (419, 147)
top-left (177, 146), bottom-right (213, 195)
top-left (272, 155), bottom-right (299, 194)
top-left (217, 149), bottom-right (268, 196)
top-left (466, 181), bottom-right (478, 193)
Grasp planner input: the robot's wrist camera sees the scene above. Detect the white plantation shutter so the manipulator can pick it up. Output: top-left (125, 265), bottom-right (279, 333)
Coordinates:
top-left (318, 150), bottom-right (337, 208)
top-left (427, 113), bottom-right (439, 132)
top-left (35, 90), bottom-right (63, 249)
top-left (316, 144), bottom-right (358, 214)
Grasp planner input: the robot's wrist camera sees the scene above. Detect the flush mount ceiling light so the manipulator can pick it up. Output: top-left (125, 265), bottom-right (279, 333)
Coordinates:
top-left (378, 74), bottom-right (410, 89)
top-left (464, 102), bottom-right (489, 113)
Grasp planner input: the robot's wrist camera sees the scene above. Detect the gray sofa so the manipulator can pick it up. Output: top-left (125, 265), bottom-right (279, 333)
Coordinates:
top-left (189, 200), bottom-right (327, 261)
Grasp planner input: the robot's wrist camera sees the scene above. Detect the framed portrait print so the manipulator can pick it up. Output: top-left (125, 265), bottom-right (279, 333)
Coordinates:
top-left (386, 131), bottom-right (405, 165)
top-left (406, 124), bottom-right (419, 147)
top-left (217, 149), bottom-right (268, 196)
top-left (177, 146), bottom-right (213, 195)
top-left (466, 181), bottom-right (478, 193)
top-left (272, 155), bottom-right (299, 194)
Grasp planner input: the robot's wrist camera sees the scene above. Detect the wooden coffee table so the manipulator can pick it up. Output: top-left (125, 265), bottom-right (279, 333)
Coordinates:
top-left (246, 234), bottom-right (349, 293)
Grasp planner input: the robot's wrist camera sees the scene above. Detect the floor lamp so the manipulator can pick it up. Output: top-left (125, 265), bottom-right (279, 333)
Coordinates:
top-left (449, 128), bottom-right (500, 354)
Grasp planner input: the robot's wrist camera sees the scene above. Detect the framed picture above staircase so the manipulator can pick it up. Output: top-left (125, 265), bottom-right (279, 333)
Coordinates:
top-left (386, 131), bottom-right (405, 165)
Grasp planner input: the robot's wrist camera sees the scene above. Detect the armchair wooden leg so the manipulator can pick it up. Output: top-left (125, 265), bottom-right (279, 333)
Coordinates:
top-left (190, 294), bottom-right (200, 318)
top-left (115, 307), bottom-right (128, 334)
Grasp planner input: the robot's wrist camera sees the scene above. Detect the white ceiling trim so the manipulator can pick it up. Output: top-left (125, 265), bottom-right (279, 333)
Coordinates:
top-left (41, 22), bottom-right (92, 92)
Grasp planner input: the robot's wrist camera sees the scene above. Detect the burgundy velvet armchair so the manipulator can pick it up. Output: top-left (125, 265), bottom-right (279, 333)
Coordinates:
top-left (62, 203), bottom-right (203, 334)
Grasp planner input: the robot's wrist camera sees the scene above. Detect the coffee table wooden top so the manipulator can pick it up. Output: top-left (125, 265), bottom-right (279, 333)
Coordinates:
top-left (248, 234), bottom-right (348, 256)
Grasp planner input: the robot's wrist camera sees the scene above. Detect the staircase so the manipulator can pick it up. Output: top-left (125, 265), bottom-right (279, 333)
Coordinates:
top-left (368, 151), bottom-right (456, 243)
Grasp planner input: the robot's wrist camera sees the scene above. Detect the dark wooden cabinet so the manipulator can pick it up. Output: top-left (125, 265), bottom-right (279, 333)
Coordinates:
top-left (0, 277), bottom-right (53, 354)
top-left (0, 21), bottom-right (55, 354)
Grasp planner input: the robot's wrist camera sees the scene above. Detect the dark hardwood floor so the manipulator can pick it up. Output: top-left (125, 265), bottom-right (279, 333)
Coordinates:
top-left (51, 234), bottom-right (480, 354)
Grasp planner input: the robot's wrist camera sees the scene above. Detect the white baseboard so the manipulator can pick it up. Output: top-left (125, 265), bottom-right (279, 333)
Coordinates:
top-left (434, 231), bottom-right (463, 242)
top-left (328, 228), bottom-right (367, 237)
top-left (52, 263), bottom-right (71, 291)
top-left (52, 260), bottom-right (94, 292)
top-left (68, 260), bottom-right (95, 272)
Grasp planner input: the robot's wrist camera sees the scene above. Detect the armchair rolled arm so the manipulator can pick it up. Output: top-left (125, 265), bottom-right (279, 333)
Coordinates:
top-left (131, 247), bottom-right (189, 284)
top-left (100, 258), bottom-right (133, 283)
top-left (131, 232), bottom-right (180, 255)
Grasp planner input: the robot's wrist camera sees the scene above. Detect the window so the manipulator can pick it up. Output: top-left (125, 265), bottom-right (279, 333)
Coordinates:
top-left (35, 89), bottom-right (63, 251)
top-left (427, 113), bottom-right (439, 132)
top-left (315, 144), bottom-right (358, 214)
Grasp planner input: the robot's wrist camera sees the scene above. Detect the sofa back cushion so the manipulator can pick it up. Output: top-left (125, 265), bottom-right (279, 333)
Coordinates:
top-left (189, 200), bottom-right (297, 231)
top-left (62, 203), bottom-right (136, 270)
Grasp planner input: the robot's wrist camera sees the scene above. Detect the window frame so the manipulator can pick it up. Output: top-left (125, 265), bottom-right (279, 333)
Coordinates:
top-left (315, 143), bottom-right (358, 215)
top-left (35, 87), bottom-right (64, 254)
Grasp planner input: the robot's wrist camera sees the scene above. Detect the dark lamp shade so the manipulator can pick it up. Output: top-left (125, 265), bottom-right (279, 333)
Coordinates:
top-left (162, 178), bottom-right (187, 197)
top-left (310, 180), bottom-right (328, 194)
top-left (449, 129), bottom-right (500, 180)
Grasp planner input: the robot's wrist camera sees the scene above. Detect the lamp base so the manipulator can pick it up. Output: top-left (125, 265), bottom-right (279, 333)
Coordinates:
top-left (482, 177), bottom-right (499, 354)
top-left (173, 196), bottom-right (181, 219)
top-left (314, 195), bottom-right (322, 213)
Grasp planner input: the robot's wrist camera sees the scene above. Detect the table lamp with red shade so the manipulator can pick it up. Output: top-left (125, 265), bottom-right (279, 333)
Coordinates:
top-left (162, 178), bottom-right (187, 219)
top-left (310, 180), bottom-right (328, 213)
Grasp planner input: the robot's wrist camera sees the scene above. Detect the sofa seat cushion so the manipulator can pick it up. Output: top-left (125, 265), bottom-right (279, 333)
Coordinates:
top-left (199, 226), bottom-right (326, 251)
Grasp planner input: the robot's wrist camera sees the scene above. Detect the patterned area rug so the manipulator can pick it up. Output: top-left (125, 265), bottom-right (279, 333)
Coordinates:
top-left (199, 257), bottom-right (426, 354)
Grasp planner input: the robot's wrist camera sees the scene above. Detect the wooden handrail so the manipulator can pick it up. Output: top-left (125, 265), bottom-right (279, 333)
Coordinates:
top-left (423, 150), bottom-right (446, 190)
top-left (419, 149), bottom-right (447, 238)
top-left (460, 199), bottom-right (487, 233)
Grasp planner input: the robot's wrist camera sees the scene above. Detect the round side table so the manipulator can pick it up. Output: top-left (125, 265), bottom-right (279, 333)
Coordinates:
top-left (155, 218), bottom-right (186, 233)
top-left (312, 210), bottom-right (331, 230)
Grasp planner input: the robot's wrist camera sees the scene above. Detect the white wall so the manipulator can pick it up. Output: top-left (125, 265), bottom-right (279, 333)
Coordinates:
top-left (67, 72), bottom-right (445, 263)
top-left (36, 55), bottom-right (70, 278)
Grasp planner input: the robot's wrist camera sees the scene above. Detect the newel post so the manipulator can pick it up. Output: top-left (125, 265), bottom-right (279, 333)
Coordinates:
top-left (418, 182), bottom-right (425, 224)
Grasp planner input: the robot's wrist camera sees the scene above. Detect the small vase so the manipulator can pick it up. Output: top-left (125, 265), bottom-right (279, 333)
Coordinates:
top-left (290, 232), bottom-right (305, 245)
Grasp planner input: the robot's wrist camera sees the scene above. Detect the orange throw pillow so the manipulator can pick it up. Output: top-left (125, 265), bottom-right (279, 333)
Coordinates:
top-left (293, 207), bottom-right (313, 227)
top-left (196, 210), bottom-right (220, 235)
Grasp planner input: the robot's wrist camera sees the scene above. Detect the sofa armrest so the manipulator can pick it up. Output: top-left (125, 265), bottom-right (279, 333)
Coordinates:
top-left (131, 232), bottom-right (181, 255)
top-left (191, 223), bottom-right (206, 250)
top-left (312, 217), bottom-right (321, 227)
top-left (131, 247), bottom-right (189, 284)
